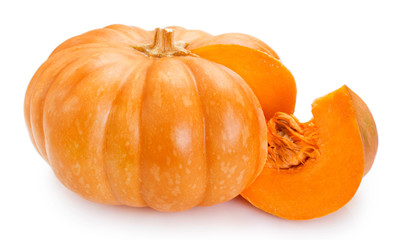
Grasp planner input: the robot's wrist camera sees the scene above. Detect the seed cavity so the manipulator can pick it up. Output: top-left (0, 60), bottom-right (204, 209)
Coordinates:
top-left (267, 112), bottom-right (320, 169)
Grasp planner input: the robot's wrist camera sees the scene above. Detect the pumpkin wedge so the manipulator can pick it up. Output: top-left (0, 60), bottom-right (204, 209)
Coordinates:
top-left (241, 85), bottom-right (378, 220)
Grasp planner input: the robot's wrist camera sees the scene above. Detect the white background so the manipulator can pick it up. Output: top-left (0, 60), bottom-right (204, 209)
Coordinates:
top-left (1, 0), bottom-right (400, 239)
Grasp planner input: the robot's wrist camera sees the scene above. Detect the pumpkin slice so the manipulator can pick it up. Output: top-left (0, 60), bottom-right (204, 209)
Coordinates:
top-left (192, 44), bottom-right (296, 120)
top-left (241, 85), bottom-right (378, 220)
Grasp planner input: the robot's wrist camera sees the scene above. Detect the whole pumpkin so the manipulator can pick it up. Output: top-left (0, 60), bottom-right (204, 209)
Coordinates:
top-left (24, 25), bottom-right (292, 211)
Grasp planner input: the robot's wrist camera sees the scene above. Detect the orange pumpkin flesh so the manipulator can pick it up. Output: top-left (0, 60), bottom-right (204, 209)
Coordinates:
top-left (241, 85), bottom-right (378, 220)
top-left (24, 25), bottom-right (297, 211)
top-left (192, 45), bottom-right (296, 120)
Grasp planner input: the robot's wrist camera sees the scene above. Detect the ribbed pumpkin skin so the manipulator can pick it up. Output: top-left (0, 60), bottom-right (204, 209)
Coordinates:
top-left (24, 25), bottom-right (268, 211)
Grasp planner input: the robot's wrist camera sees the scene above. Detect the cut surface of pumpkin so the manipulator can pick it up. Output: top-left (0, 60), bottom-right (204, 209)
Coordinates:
top-left (192, 45), bottom-right (296, 120)
top-left (241, 85), bottom-right (378, 220)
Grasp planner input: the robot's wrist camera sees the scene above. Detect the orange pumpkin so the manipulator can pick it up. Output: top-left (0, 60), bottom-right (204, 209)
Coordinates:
top-left (24, 25), bottom-right (294, 211)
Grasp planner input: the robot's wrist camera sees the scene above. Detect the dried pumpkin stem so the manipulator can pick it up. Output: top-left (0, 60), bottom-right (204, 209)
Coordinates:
top-left (266, 112), bottom-right (320, 169)
top-left (133, 28), bottom-right (193, 57)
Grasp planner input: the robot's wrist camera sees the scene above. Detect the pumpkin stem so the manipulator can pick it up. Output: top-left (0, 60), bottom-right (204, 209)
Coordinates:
top-left (133, 28), bottom-right (193, 57)
top-left (266, 112), bottom-right (320, 169)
